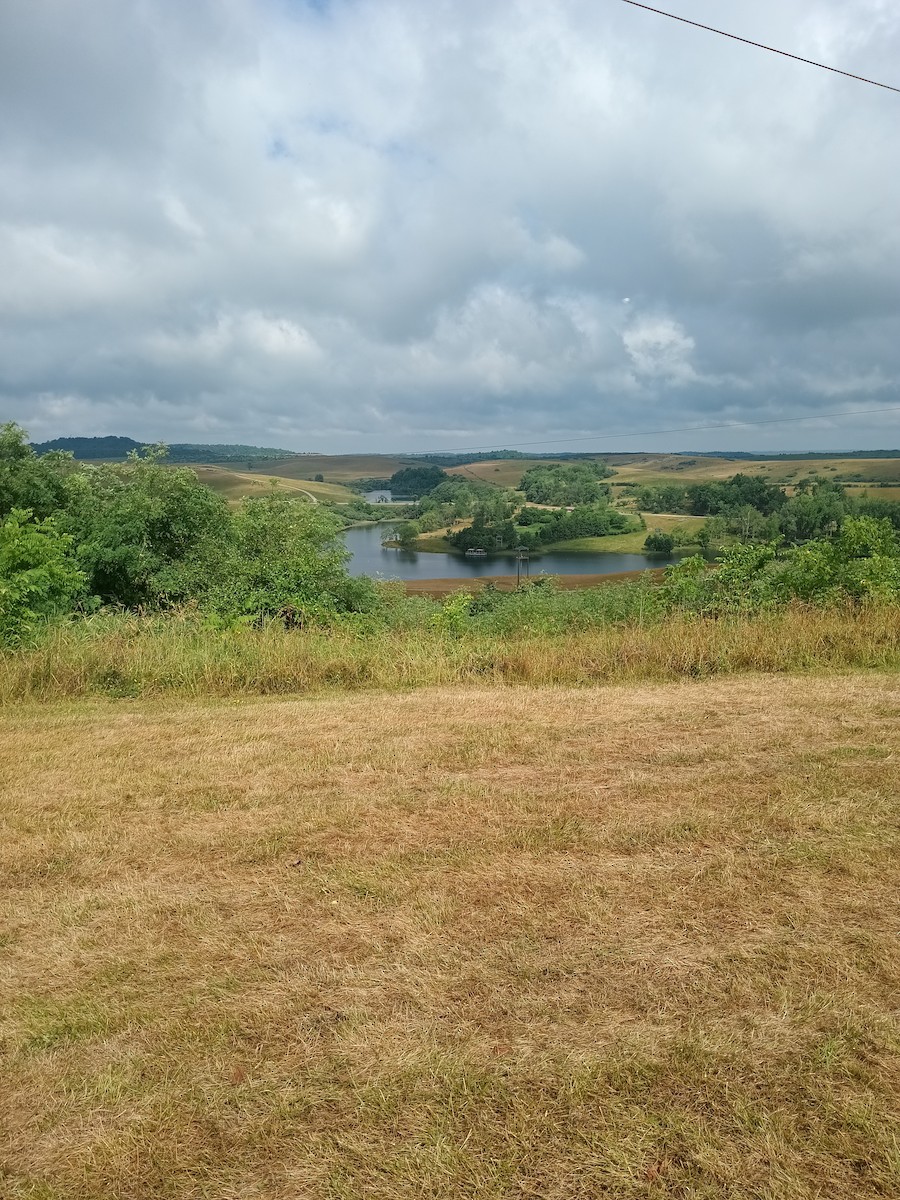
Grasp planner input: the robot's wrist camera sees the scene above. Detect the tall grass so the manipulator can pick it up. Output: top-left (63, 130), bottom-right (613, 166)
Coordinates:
top-left (3, 603), bottom-right (899, 701)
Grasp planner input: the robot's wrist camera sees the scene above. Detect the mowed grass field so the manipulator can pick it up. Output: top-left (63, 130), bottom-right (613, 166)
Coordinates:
top-left (191, 465), bottom-right (357, 505)
top-left (241, 455), bottom-right (414, 484)
top-left (2, 673), bottom-right (900, 1198)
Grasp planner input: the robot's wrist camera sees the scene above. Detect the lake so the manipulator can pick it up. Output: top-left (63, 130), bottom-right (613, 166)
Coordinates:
top-left (342, 523), bottom-right (686, 581)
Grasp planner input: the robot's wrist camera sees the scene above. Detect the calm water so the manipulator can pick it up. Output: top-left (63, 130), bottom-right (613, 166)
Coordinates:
top-left (343, 523), bottom-right (685, 581)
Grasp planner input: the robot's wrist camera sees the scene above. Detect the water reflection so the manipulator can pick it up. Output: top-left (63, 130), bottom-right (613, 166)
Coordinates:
top-left (342, 522), bottom-right (685, 581)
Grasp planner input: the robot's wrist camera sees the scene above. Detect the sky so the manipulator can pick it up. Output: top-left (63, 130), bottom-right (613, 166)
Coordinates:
top-left (2, 0), bottom-right (900, 455)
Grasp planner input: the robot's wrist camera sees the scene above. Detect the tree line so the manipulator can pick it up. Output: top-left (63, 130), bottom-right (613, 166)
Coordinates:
top-left (636, 475), bottom-right (900, 549)
top-left (0, 424), bottom-right (376, 645)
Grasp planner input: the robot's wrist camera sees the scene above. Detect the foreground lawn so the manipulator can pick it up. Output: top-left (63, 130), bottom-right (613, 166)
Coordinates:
top-left (2, 675), bottom-right (900, 1198)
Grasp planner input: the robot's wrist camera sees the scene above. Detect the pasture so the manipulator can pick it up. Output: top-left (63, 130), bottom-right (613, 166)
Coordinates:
top-left (444, 455), bottom-right (900, 492)
top-left (191, 465), bottom-right (357, 504)
top-left (188, 455), bottom-right (900, 506)
top-left (2, 673), bottom-right (899, 1198)
top-left (239, 454), bottom-right (414, 483)
top-left (609, 455), bottom-right (900, 487)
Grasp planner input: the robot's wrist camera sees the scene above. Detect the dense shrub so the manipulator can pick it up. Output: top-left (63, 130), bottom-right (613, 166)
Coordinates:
top-left (644, 530), bottom-right (676, 553)
top-left (0, 509), bottom-right (86, 645)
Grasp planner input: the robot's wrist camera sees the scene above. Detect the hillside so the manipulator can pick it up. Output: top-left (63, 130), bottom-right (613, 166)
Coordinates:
top-left (30, 436), bottom-right (302, 463)
top-left (240, 453), bottom-right (415, 483)
top-left (190, 465), bottom-right (357, 505)
top-left (3, 673), bottom-right (899, 1197)
top-left (448, 454), bottom-right (900, 490)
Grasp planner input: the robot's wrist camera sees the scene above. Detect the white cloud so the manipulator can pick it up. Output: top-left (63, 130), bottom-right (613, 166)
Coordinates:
top-left (622, 316), bottom-right (698, 386)
top-left (1, 0), bottom-right (899, 450)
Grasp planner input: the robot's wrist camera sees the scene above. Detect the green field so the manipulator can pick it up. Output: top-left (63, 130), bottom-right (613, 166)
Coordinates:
top-left (547, 513), bottom-right (706, 554)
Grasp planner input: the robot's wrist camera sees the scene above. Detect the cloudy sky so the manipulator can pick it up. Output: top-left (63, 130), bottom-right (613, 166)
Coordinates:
top-left (2, 0), bottom-right (900, 453)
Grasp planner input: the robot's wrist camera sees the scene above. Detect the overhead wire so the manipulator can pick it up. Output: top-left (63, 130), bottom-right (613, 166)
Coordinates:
top-left (617, 0), bottom-right (900, 95)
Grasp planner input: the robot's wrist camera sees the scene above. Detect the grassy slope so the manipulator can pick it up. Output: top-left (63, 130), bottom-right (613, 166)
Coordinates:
top-left (446, 456), bottom-right (900, 490)
top-left (3, 607), bottom-right (900, 700)
top-left (446, 459), bottom-right (556, 486)
top-left (191, 465), bottom-right (356, 504)
top-left (2, 674), bottom-right (899, 1198)
top-left (610, 455), bottom-right (900, 486)
top-left (194, 456), bottom-right (900, 501)
top-left (240, 455), bottom-right (413, 483)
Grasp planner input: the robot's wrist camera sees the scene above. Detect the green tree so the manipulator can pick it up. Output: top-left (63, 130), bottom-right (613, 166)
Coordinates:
top-left (389, 465), bottom-right (447, 498)
top-left (394, 521), bottom-right (422, 549)
top-left (0, 509), bottom-right (86, 645)
top-left (0, 422), bottom-right (70, 519)
top-left (61, 446), bottom-right (231, 607)
top-left (203, 494), bottom-right (375, 622)
top-left (643, 529), bottom-right (675, 553)
top-left (520, 461), bottom-right (612, 506)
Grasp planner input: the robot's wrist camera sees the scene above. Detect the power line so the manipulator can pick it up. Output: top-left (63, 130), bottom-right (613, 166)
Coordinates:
top-left (412, 403), bottom-right (900, 457)
top-left (618, 0), bottom-right (900, 95)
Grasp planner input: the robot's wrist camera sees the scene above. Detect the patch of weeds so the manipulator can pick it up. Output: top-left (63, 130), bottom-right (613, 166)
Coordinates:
top-left (828, 745), bottom-right (895, 761)
top-left (237, 829), bottom-right (296, 864)
top-left (508, 814), bottom-right (588, 852)
top-left (606, 816), bottom-right (709, 854)
top-left (94, 667), bottom-right (141, 698)
top-left (19, 997), bottom-right (114, 1053)
top-left (61, 1061), bottom-right (140, 1104)
top-left (323, 867), bottom-right (397, 905)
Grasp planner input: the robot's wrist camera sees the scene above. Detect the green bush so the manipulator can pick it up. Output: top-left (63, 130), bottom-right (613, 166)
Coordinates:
top-left (644, 530), bottom-right (675, 553)
top-left (0, 509), bottom-right (86, 645)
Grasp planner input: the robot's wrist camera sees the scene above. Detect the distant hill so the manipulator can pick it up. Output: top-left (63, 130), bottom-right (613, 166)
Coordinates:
top-left (30, 436), bottom-right (302, 463)
top-left (685, 450), bottom-right (900, 460)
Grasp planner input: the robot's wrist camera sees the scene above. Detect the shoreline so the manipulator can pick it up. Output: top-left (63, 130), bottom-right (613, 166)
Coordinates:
top-left (402, 567), bottom-right (667, 598)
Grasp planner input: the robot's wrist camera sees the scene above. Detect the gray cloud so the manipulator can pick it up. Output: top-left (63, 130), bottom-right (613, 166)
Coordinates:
top-left (1, 0), bottom-right (899, 452)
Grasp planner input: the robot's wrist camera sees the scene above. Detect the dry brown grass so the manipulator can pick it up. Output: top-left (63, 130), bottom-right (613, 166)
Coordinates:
top-left (446, 459), bottom-right (556, 486)
top-left (241, 455), bottom-right (413, 483)
top-left (191, 466), bottom-right (357, 504)
top-left (610, 456), bottom-right (900, 486)
top-left (446, 455), bottom-right (900, 490)
top-left (2, 675), bottom-right (900, 1198)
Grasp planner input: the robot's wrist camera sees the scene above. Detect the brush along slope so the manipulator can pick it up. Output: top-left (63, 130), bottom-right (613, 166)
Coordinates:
top-left (3, 604), bottom-right (900, 701)
top-left (2, 674), bottom-right (899, 1198)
